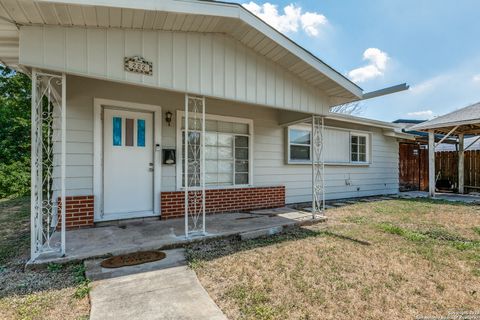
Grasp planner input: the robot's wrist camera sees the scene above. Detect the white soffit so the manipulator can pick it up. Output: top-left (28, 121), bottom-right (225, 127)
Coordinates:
top-left (0, 0), bottom-right (363, 101)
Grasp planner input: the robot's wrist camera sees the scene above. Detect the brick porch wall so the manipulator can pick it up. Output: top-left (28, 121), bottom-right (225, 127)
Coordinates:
top-left (57, 195), bottom-right (94, 229)
top-left (160, 186), bottom-right (285, 219)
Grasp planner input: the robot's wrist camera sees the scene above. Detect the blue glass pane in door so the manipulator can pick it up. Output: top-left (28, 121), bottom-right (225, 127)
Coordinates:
top-left (113, 117), bottom-right (122, 146)
top-left (137, 119), bottom-right (146, 147)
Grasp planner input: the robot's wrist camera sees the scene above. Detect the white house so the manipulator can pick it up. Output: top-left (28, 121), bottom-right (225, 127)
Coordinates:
top-left (0, 0), bottom-right (409, 261)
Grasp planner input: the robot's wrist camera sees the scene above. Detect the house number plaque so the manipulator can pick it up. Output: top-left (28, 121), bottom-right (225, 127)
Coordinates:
top-left (124, 56), bottom-right (153, 76)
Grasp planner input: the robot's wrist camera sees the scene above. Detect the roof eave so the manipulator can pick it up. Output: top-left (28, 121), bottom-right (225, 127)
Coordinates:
top-left (36, 0), bottom-right (364, 98)
top-left (410, 120), bottom-right (480, 132)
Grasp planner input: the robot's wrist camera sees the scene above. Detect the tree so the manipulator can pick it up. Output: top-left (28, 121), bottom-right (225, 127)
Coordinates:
top-left (330, 102), bottom-right (364, 115)
top-left (0, 65), bottom-right (31, 198)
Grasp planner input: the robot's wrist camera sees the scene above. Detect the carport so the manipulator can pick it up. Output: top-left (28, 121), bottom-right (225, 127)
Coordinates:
top-left (410, 102), bottom-right (480, 197)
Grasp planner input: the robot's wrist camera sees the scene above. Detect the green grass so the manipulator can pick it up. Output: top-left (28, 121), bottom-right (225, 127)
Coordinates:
top-left (0, 197), bottom-right (30, 266)
top-left (72, 264), bottom-right (91, 299)
top-left (378, 222), bottom-right (480, 250)
top-left (0, 197), bottom-right (90, 319)
top-left (473, 226), bottom-right (480, 236)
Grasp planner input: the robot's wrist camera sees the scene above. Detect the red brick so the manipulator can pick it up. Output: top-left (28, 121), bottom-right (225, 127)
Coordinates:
top-left (160, 186), bottom-right (285, 219)
top-left (57, 195), bottom-right (95, 230)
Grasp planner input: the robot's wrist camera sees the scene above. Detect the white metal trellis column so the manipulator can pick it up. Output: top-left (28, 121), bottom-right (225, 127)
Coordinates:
top-left (184, 94), bottom-right (206, 238)
top-left (30, 69), bottom-right (66, 262)
top-left (311, 115), bottom-right (325, 217)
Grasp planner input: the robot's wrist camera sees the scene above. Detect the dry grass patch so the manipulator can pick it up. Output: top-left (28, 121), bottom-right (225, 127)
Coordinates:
top-left (187, 199), bottom-right (480, 320)
top-left (0, 197), bottom-right (90, 320)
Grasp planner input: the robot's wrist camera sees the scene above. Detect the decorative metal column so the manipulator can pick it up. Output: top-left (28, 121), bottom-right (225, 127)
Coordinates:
top-left (184, 94), bottom-right (206, 238)
top-left (311, 115), bottom-right (325, 217)
top-left (30, 69), bottom-right (66, 262)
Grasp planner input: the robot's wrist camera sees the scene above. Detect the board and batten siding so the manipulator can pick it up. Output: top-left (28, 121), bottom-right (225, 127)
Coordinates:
top-left (19, 25), bottom-right (331, 114)
top-left (54, 76), bottom-right (399, 203)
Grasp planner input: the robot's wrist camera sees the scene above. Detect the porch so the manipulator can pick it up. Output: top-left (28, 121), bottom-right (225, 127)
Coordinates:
top-left (32, 208), bottom-right (321, 265)
top-left (29, 72), bottom-right (329, 263)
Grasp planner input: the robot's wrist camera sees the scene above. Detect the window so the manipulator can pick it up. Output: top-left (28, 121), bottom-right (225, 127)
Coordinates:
top-left (179, 114), bottom-right (251, 188)
top-left (288, 128), bottom-right (311, 162)
top-left (112, 117), bottom-right (122, 146)
top-left (286, 125), bottom-right (370, 165)
top-left (351, 134), bottom-right (368, 163)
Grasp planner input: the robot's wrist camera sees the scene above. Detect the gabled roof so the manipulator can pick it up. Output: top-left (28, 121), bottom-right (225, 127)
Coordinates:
top-left (410, 102), bottom-right (480, 134)
top-left (0, 0), bottom-right (364, 103)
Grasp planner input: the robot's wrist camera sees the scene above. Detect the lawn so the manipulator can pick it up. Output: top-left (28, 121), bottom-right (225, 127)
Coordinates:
top-left (187, 199), bottom-right (480, 320)
top-left (0, 197), bottom-right (90, 320)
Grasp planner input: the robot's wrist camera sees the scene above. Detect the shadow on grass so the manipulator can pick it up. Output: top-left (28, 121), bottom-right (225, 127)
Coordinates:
top-left (186, 226), bottom-right (370, 268)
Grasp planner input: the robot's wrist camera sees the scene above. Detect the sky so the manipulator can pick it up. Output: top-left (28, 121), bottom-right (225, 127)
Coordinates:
top-left (236, 0), bottom-right (480, 122)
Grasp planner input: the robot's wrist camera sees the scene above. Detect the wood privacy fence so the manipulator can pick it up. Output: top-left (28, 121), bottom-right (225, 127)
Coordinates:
top-left (399, 143), bottom-right (428, 191)
top-left (436, 150), bottom-right (480, 191)
top-left (399, 143), bottom-right (480, 192)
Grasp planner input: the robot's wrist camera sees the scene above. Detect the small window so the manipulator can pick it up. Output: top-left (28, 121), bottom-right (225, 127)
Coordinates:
top-left (137, 119), bottom-right (146, 147)
top-left (288, 128), bottom-right (311, 162)
top-left (125, 118), bottom-right (134, 146)
top-left (113, 117), bottom-right (122, 146)
top-left (351, 134), bottom-right (367, 163)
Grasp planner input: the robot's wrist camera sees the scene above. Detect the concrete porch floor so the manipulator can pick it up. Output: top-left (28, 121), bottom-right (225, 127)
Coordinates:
top-left (34, 208), bottom-right (321, 265)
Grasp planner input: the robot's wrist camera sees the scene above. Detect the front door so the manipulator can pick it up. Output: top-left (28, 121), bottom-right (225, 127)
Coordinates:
top-left (103, 108), bottom-right (154, 220)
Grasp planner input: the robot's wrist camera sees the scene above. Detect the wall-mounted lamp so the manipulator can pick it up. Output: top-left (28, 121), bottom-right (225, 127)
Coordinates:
top-left (165, 111), bottom-right (173, 126)
top-left (163, 149), bottom-right (176, 165)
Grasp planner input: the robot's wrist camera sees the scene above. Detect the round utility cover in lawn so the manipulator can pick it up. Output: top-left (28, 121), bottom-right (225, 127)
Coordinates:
top-left (101, 251), bottom-right (166, 268)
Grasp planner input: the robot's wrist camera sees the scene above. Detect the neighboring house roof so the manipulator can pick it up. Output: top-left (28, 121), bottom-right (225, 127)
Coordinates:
top-left (0, 0), bottom-right (363, 103)
top-left (410, 102), bottom-right (480, 133)
top-left (392, 119), bottom-right (426, 124)
top-left (436, 136), bottom-right (480, 151)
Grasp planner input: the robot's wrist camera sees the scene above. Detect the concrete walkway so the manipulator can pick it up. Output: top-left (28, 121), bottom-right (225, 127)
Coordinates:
top-left (86, 249), bottom-right (226, 320)
top-left (400, 191), bottom-right (480, 203)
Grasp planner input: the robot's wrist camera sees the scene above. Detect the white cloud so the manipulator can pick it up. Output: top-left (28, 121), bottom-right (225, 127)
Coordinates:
top-left (347, 48), bottom-right (389, 83)
top-left (473, 74), bottom-right (480, 82)
top-left (243, 2), bottom-right (327, 37)
top-left (406, 110), bottom-right (434, 119)
top-left (410, 75), bottom-right (449, 95)
top-left (300, 12), bottom-right (328, 36)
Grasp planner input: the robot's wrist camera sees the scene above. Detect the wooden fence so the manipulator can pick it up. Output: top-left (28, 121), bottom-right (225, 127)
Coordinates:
top-left (436, 150), bottom-right (480, 192)
top-left (400, 142), bottom-right (480, 192)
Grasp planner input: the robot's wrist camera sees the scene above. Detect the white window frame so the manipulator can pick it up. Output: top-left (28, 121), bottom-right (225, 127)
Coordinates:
top-left (287, 125), bottom-right (312, 164)
top-left (350, 132), bottom-right (370, 164)
top-left (176, 110), bottom-right (254, 190)
top-left (286, 124), bottom-right (372, 166)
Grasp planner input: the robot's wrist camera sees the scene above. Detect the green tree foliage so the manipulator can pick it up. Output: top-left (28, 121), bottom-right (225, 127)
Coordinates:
top-left (0, 65), bottom-right (31, 198)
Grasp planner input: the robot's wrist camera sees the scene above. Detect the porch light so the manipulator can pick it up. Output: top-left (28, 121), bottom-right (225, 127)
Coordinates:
top-left (165, 111), bottom-right (173, 126)
top-left (163, 149), bottom-right (176, 165)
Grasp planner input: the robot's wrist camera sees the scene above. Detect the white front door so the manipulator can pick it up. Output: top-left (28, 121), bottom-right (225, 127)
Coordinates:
top-left (103, 108), bottom-right (154, 220)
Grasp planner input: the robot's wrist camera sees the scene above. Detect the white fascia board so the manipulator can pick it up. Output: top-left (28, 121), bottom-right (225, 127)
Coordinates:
top-left (383, 130), bottom-right (416, 140)
top-left (37, 0), bottom-right (364, 99)
top-left (326, 113), bottom-right (396, 129)
top-left (37, 0), bottom-right (237, 16)
top-left (281, 113), bottom-right (397, 130)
